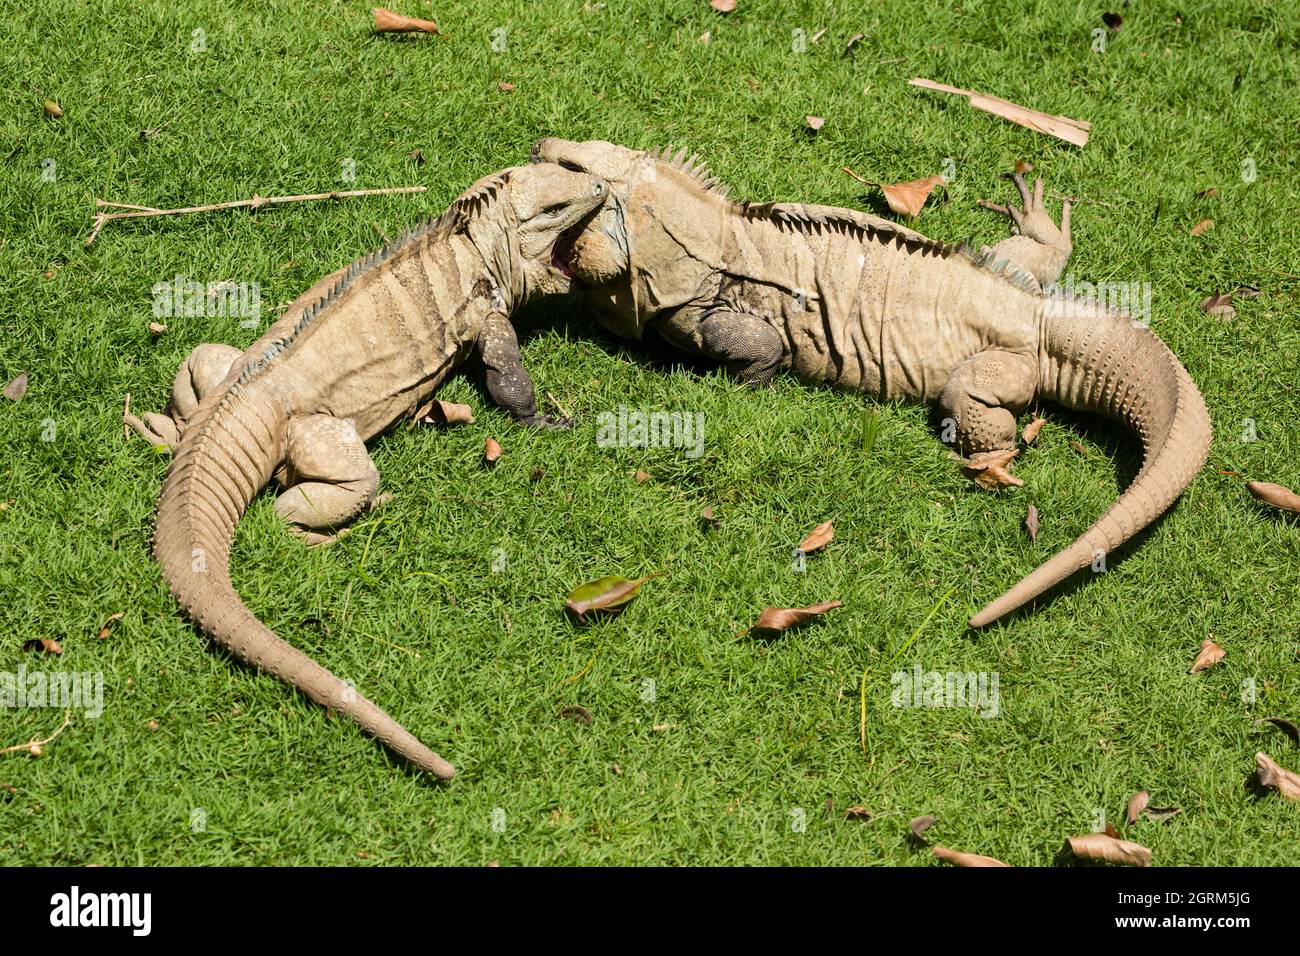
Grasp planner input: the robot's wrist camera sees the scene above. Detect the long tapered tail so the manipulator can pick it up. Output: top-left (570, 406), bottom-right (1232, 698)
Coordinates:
top-left (152, 388), bottom-right (455, 778)
top-left (969, 305), bottom-right (1212, 627)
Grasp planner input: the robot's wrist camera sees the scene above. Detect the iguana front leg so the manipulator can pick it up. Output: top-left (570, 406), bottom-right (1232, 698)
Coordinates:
top-left (654, 307), bottom-right (785, 385)
top-left (125, 342), bottom-right (243, 449)
top-left (938, 350), bottom-right (1038, 456)
top-left (980, 172), bottom-right (1072, 289)
top-left (476, 312), bottom-right (570, 428)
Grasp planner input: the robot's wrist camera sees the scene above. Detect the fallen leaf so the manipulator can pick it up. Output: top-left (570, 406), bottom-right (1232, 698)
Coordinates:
top-left (1103, 821), bottom-right (1121, 839)
top-left (565, 573), bottom-right (662, 618)
top-left (844, 806), bottom-right (872, 821)
top-left (372, 7), bottom-right (439, 33)
top-left (1235, 284), bottom-right (1261, 298)
top-left (1257, 716), bottom-right (1300, 745)
top-left (746, 601), bottom-right (842, 638)
top-left (407, 148), bottom-right (426, 164)
top-left (559, 705), bottom-right (592, 725)
top-left (700, 505), bottom-right (721, 529)
top-left (797, 520), bottom-right (834, 554)
top-left (497, 82), bottom-right (515, 93)
top-left (805, 115), bottom-right (825, 132)
top-left (962, 451), bottom-right (1024, 491)
top-left (1190, 218), bottom-right (1214, 237)
top-left (420, 399), bottom-right (475, 426)
top-left (1013, 159), bottom-right (1033, 175)
top-left (1191, 638), bottom-right (1225, 673)
top-left (844, 33), bottom-right (865, 56)
top-left (1198, 290), bottom-right (1235, 319)
top-left (909, 815), bottom-right (935, 843)
top-left (932, 845), bottom-right (1010, 867)
top-left (1069, 440), bottom-right (1088, 456)
top-left (1247, 480), bottom-right (1300, 513)
top-left (1, 782), bottom-right (15, 794)
top-left (483, 436), bottom-right (502, 465)
top-left (909, 77), bottom-right (1090, 148)
top-left (148, 321), bottom-right (167, 334)
top-left (697, 30), bottom-right (711, 44)
top-left (1196, 187), bottom-right (1219, 199)
top-left (810, 27), bottom-right (826, 43)
top-left (1253, 752), bottom-right (1300, 800)
top-left (530, 467), bottom-right (546, 483)
top-left (651, 722), bottom-right (675, 732)
top-left (23, 638), bottom-right (61, 655)
top-left (1021, 415), bottom-right (1046, 444)
top-left (43, 99), bottom-right (62, 119)
top-left (633, 469), bottom-right (651, 484)
top-left (1102, 11), bottom-right (1123, 31)
top-left (710, 0), bottom-right (735, 11)
top-left (1065, 832), bottom-right (1151, 867)
top-left (97, 611), bottom-right (124, 640)
top-left (1144, 806), bottom-right (1182, 823)
top-left (1125, 790), bottom-right (1149, 825)
top-left (1024, 503), bottom-right (1040, 541)
top-left (4, 372), bottom-right (28, 402)
top-left (969, 447), bottom-right (1019, 470)
top-left (147, 719), bottom-right (159, 731)
top-left (879, 175), bottom-right (946, 218)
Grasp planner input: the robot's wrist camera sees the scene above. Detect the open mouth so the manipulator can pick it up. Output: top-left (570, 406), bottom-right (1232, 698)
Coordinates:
top-left (550, 231), bottom-right (576, 278)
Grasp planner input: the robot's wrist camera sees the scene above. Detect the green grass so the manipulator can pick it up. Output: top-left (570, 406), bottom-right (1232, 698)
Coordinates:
top-left (2, 0), bottom-right (1299, 866)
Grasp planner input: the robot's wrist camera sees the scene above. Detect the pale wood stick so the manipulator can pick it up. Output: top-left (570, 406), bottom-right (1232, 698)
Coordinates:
top-left (0, 711), bottom-right (72, 756)
top-left (85, 185), bottom-right (428, 246)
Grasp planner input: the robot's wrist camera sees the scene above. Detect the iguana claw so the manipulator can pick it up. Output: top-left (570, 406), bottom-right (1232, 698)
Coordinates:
top-left (982, 171), bottom-right (1071, 250)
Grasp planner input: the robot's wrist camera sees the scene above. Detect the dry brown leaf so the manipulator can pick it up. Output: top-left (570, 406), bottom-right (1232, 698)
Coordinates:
top-left (43, 99), bottom-right (62, 119)
top-left (1065, 832), bottom-right (1152, 867)
top-left (97, 611), bottom-right (124, 640)
top-left (909, 77), bottom-right (1090, 148)
top-left (1236, 284), bottom-right (1262, 298)
top-left (963, 456), bottom-right (1023, 490)
top-left (1190, 218), bottom-right (1214, 237)
top-left (1196, 187), bottom-right (1218, 199)
top-left (407, 149), bottom-right (426, 164)
top-left (700, 505), bottom-right (721, 529)
top-left (564, 573), bottom-right (662, 618)
top-left (148, 321), bottom-right (167, 334)
top-left (530, 467), bottom-right (546, 483)
top-left (1013, 159), bottom-right (1033, 175)
top-left (969, 447), bottom-right (1020, 470)
top-left (697, 30), bottom-right (711, 44)
top-left (710, 0), bottom-right (735, 11)
top-left (147, 719), bottom-right (159, 731)
top-left (1254, 752), bottom-right (1300, 800)
top-left (558, 705), bottom-right (593, 726)
top-left (4, 372), bottom-right (28, 402)
top-left (497, 82), bottom-right (515, 93)
top-left (805, 115), bottom-right (825, 132)
top-left (1144, 806), bottom-right (1182, 823)
top-left (909, 815), bottom-right (935, 842)
top-left (844, 33), bottom-right (865, 56)
top-left (1024, 503), bottom-right (1040, 542)
top-left (633, 469), bottom-right (651, 484)
top-left (421, 399), bottom-right (475, 426)
top-left (843, 806), bottom-right (872, 821)
top-left (1102, 11), bottom-right (1124, 31)
top-left (932, 845), bottom-right (1009, 867)
top-left (1191, 638), bottom-right (1225, 673)
top-left (1125, 790), bottom-right (1150, 825)
top-left (1199, 290), bottom-right (1236, 319)
top-left (797, 520), bottom-right (834, 554)
top-left (372, 7), bottom-right (439, 33)
top-left (483, 436), bottom-right (502, 465)
top-left (23, 638), bottom-right (61, 655)
top-left (1258, 716), bottom-right (1300, 746)
top-left (880, 175), bottom-right (946, 218)
top-left (1021, 415), bottom-right (1046, 444)
top-left (1069, 440), bottom-right (1088, 456)
top-left (746, 601), bottom-right (843, 638)
top-left (1247, 480), bottom-right (1300, 513)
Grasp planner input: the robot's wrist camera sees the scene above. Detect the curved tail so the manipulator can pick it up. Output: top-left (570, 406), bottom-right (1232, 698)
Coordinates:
top-left (969, 304), bottom-right (1212, 627)
top-left (152, 385), bottom-right (455, 778)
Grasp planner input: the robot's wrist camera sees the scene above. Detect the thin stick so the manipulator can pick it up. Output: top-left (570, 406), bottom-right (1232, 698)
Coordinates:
top-left (85, 185), bottom-right (428, 246)
top-left (842, 166), bottom-right (876, 187)
top-left (123, 392), bottom-right (131, 440)
top-left (546, 391), bottom-right (573, 420)
top-left (0, 711), bottom-right (72, 756)
top-left (96, 199), bottom-right (163, 212)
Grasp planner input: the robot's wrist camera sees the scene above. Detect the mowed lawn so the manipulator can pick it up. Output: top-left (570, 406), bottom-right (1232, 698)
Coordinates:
top-left (1, 0), bottom-right (1298, 865)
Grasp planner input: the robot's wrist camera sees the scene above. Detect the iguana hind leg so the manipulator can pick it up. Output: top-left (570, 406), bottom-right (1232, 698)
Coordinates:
top-left (980, 172), bottom-right (1072, 288)
top-left (275, 414), bottom-right (381, 546)
top-left (125, 343), bottom-right (243, 449)
top-left (938, 350), bottom-right (1037, 456)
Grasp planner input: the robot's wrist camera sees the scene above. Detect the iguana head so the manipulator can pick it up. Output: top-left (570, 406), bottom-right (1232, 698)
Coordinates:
top-left (503, 163), bottom-right (610, 297)
top-left (529, 138), bottom-right (730, 338)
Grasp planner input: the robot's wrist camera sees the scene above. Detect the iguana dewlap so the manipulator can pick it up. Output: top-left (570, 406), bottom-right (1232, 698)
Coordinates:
top-left (531, 138), bottom-right (1212, 627)
top-left (128, 164), bottom-right (608, 777)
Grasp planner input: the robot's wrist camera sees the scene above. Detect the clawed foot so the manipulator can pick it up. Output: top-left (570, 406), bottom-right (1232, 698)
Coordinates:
top-left (290, 492), bottom-right (394, 548)
top-left (124, 408), bottom-right (179, 451)
top-left (519, 413), bottom-right (574, 430)
top-left (979, 172), bottom-right (1071, 253)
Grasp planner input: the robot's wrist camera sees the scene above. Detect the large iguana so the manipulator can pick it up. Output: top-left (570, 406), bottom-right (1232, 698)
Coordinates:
top-left (127, 163), bottom-right (608, 777)
top-left (531, 138), bottom-right (1212, 627)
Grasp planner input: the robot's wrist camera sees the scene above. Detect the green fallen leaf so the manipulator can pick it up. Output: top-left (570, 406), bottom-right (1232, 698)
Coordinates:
top-left (565, 573), bottom-right (662, 618)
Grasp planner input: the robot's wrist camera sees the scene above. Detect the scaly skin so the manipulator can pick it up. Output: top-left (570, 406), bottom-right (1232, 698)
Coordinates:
top-left (532, 139), bottom-right (1211, 627)
top-left (132, 164), bottom-right (608, 778)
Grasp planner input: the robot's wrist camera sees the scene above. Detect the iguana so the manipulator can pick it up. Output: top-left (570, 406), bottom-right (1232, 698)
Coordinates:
top-left (126, 163), bottom-right (609, 778)
top-left (531, 138), bottom-right (1212, 627)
